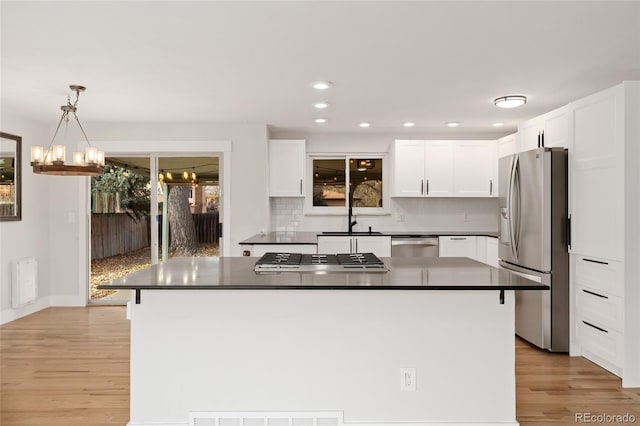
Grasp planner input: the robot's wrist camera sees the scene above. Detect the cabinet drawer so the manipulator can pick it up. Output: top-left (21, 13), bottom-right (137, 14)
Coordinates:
top-left (576, 316), bottom-right (623, 375)
top-left (575, 287), bottom-right (624, 333)
top-left (572, 255), bottom-right (623, 297)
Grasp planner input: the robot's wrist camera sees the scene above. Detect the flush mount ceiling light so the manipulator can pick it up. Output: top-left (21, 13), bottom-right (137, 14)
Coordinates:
top-left (359, 122), bottom-right (371, 128)
top-left (30, 85), bottom-right (104, 176)
top-left (446, 121), bottom-right (461, 127)
top-left (312, 101), bottom-right (330, 109)
top-left (492, 122), bottom-right (505, 127)
top-left (403, 122), bottom-right (415, 127)
top-left (311, 81), bottom-right (332, 90)
top-left (314, 118), bottom-right (328, 124)
top-left (494, 95), bottom-right (527, 109)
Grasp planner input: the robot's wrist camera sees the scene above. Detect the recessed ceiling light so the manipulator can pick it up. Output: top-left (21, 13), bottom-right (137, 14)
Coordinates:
top-left (314, 118), bottom-right (328, 124)
top-left (403, 122), bottom-right (415, 127)
top-left (311, 81), bottom-right (332, 90)
top-left (359, 122), bottom-right (371, 128)
top-left (494, 95), bottom-right (527, 108)
top-left (312, 101), bottom-right (330, 109)
top-left (492, 122), bottom-right (504, 127)
top-left (446, 121), bottom-right (460, 127)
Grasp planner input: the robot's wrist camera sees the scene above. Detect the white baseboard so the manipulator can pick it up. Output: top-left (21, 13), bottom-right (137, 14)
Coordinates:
top-left (1, 294), bottom-right (87, 325)
top-left (1, 296), bottom-right (50, 325)
top-left (50, 294), bottom-right (86, 307)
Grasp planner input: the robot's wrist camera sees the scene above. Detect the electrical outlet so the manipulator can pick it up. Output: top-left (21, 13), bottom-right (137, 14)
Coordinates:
top-left (400, 367), bottom-right (416, 391)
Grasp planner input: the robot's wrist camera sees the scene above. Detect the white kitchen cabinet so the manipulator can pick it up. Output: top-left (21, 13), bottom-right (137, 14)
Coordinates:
top-left (518, 116), bottom-right (544, 152)
top-left (518, 105), bottom-right (569, 152)
top-left (572, 254), bottom-right (625, 376)
top-left (439, 236), bottom-right (477, 258)
top-left (567, 82), bottom-right (640, 381)
top-left (485, 237), bottom-right (499, 268)
top-left (569, 86), bottom-right (624, 261)
top-left (423, 141), bottom-right (455, 196)
top-left (497, 133), bottom-right (519, 158)
top-left (391, 140), bottom-right (425, 196)
top-left (392, 140), bottom-right (495, 198)
top-left (317, 235), bottom-right (391, 257)
top-left (454, 141), bottom-right (497, 197)
top-left (268, 139), bottom-right (305, 197)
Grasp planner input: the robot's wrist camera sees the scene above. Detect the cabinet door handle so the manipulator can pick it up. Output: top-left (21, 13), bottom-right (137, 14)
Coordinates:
top-left (350, 239), bottom-right (353, 253)
top-left (355, 238), bottom-right (358, 253)
top-left (426, 179), bottom-right (429, 195)
top-left (490, 179), bottom-right (493, 195)
top-left (541, 130), bottom-right (545, 147)
top-left (421, 179), bottom-right (424, 195)
top-left (300, 179), bottom-right (303, 195)
top-left (582, 289), bottom-right (608, 299)
top-left (582, 258), bottom-right (609, 265)
top-left (450, 237), bottom-right (467, 240)
top-left (582, 320), bottom-right (608, 334)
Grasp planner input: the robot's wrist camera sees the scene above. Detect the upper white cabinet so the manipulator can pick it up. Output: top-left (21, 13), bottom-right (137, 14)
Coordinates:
top-left (518, 105), bottom-right (569, 152)
top-left (569, 85), bottom-right (624, 261)
top-left (453, 141), bottom-right (497, 197)
top-left (317, 235), bottom-right (391, 257)
top-left (392, 140), bottom-right (496, 198)
top-left (424, 141), bottom-right (455, 196)
top-left (390, 140), bottom-right (426, 197)
top-left (497, 133), bottom-right (519, 158)
top-left (268, 139), bottom-right (305, 197)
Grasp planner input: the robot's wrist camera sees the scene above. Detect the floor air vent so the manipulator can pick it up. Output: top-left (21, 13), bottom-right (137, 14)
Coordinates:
top-left (190, 412), bottom-right (343, 426)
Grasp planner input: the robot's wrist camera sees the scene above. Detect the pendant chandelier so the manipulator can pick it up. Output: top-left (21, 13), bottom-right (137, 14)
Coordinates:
top-left (30, 85), bottom-right (105, 176)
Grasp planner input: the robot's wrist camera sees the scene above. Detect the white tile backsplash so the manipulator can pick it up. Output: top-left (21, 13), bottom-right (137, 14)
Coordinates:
top-left (270, 197), bottom-right (499, 233)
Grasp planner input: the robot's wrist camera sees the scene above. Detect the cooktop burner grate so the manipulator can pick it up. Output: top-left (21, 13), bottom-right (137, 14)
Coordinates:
top-left (254, 252), bottom-right (388, 272)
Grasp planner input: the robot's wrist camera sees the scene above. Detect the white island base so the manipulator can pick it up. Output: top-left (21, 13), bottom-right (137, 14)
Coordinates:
top-left (127, 289), bottom-right (517, 426)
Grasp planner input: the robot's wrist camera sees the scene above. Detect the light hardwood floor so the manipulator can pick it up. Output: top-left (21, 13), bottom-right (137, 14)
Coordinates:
top-left (1, 307), bottom-right (639, 425)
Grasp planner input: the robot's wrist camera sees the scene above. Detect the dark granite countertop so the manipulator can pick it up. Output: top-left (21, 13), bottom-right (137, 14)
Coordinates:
top-left (239, 231), bottom-right (499, 245)
top-left (98, 256), bottom-right (546, 291)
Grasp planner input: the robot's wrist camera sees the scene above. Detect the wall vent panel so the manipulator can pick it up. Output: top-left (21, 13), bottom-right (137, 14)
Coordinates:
top-left (190, 412), bottom-right (343, 426)
top-left (12, 258), bottom-right (38, 308)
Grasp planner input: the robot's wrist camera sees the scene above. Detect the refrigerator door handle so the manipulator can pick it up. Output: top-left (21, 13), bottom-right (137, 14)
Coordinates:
top-left (513, 155), bottom-right (522, 258)
top-left (507, 155), bottom-right (519, 261)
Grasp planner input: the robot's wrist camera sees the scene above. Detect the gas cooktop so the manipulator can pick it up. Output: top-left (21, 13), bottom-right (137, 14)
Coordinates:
top-left (254, 252), bottom-right (389, 273)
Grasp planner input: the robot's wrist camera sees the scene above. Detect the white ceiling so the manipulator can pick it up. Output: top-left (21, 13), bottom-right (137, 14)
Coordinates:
top-left (2, 1), bottom-right (639, 136)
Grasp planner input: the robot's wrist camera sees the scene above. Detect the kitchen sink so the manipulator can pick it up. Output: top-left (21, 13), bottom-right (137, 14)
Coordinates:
top-left (321, 231), bottom-right (383, 235)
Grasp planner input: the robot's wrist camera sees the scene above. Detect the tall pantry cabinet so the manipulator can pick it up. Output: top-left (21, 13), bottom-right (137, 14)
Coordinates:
top-left (569, 81), bottom-right (640, 387)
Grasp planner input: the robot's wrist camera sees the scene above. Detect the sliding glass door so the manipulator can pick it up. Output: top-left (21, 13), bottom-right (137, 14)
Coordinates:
top-left (89, 155), bottom-right (220, 304)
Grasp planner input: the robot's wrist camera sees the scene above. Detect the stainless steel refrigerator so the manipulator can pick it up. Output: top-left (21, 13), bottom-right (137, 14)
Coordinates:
top-left (499, 147), bottom-right (569, 352)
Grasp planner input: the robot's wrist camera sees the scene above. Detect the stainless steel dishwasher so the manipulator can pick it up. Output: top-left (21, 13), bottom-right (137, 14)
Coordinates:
top-left (391, 236), bottom-right (439, 257)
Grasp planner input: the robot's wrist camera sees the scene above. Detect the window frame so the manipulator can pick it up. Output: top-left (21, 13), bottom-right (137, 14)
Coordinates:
top-left (305, 153), bottom-right (389, 216)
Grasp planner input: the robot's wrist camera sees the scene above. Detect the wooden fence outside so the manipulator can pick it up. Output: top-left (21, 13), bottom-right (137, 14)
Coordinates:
top-left (92, 212), bottom-right (219, 260)
top-left (91, 213), bottom-right (150, 260)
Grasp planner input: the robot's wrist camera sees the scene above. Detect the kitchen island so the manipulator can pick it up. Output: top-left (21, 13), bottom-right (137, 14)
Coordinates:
top-left (99, 256), bottom-right (546, 426)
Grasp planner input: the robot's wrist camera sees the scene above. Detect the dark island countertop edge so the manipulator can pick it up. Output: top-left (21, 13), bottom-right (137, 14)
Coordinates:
top-left (98, 284), bottom-right (548, 291)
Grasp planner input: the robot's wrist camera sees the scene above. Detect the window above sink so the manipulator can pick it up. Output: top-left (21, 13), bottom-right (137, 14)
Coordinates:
top-left (307, 154), bottom-right (387, 215)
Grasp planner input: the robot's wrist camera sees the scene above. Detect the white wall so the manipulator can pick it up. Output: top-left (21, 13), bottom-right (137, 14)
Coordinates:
top-left (0, 112), bottom-right (52, 323)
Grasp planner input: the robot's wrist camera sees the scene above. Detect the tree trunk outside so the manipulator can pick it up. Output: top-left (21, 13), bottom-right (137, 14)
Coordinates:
top-left (167, 186), bottom-right (198, 256)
